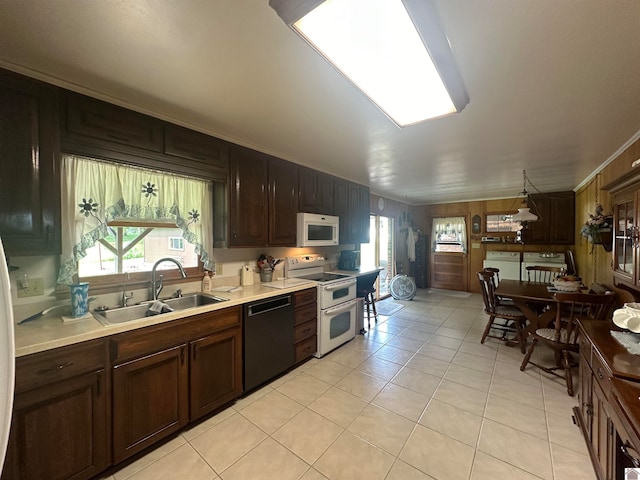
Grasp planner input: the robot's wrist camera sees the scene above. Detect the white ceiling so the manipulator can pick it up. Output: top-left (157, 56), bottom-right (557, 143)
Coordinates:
top-left (1, 1), bottom-right (639, 205)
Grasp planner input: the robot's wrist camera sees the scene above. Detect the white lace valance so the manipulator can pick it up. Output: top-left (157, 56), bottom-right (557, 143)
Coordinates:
top-left (57, 155), bottom-right (213, 284)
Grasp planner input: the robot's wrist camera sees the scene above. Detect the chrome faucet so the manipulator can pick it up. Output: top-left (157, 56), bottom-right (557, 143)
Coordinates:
top-left (151, 258), bottom-right (187, 300)
top-left (122, 272), bottom-right (134, 307)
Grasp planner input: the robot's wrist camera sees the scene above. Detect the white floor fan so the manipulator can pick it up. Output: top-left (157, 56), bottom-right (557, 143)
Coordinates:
top-left (389, 262), bottom-right (417, 301)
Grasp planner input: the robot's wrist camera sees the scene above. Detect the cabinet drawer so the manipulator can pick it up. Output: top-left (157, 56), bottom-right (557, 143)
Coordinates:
top-left (294, 335), bottom-right (317, 363)
top-left (592, 350), bottom-right (612, 398)
top-left (293, 288), bottom-right (316, 308)
top-left (294, 302), bottom-right (316, 326)
top-left (15, 339), bottom-right (106, 393)
top-left (294, 319), bottom-right (317, 343)
top-left (63, 91), bottom-right (163, 152)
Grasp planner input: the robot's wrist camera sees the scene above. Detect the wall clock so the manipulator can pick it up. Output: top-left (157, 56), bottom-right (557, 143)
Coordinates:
top-left (472, 214), bottom-right (481, 234)
top-left (378, 198), bottom-right (385, 211)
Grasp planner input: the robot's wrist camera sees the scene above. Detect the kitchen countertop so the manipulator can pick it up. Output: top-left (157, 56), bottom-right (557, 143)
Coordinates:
top-left (13, 281), bottom-right (316, 358)
top-left (330, 265), bottom-right (384, 276)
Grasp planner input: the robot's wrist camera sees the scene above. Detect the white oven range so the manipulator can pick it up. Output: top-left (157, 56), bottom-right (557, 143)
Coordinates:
top-left (285, 255), bottom-right (357, 357)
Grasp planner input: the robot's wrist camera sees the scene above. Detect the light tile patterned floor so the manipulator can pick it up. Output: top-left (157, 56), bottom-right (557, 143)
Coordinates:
top-left (101, 289), bottom-right (595, 480)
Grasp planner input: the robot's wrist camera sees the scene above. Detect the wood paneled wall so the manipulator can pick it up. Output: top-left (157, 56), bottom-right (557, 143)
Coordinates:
top-left (576, 136), bottom-right (640, 303)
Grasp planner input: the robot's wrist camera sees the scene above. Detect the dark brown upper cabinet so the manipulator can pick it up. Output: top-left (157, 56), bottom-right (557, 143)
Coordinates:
top-left (268, 157), bottom-right (299, 246)
top-left (299, 166), bottom-right (334, 215)
top-left (0, 69), bottom-right (61, 256)
top-left (228, 145), bottom-right (269, 246)
top-left (524, 191), bottom-right (575, 245)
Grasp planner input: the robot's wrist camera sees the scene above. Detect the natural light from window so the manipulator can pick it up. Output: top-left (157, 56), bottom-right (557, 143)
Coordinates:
top-left (78, 225), bottom-right (199, 278)
top-left (294, 0), bottom-right (457, 126)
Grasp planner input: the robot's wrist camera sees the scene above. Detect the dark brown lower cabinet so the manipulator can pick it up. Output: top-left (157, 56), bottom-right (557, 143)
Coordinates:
top-left (110, 306), bottom-right (242, 464)
top-left (112, 344), bottom-right (189, 463)
top-left (190, 327), bottom-right (242, 421)
top-left (2, 340), bottom-right (108, 480)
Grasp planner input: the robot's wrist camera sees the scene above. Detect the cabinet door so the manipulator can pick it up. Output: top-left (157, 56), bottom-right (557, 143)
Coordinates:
top-left (549, 192), bottom-right (575, 244)
top-left (613, 197), bottom-right (635, 284)
top-left (2, 370), bottom-right (108, 480)
top-left (268, 157), bottom-right (298, 246)
top-left (317, 172), bottom-right (335, 215)
top-left (357, 184), bottom-right (371, 244)
top-left (592, 379), bottom-right (610, 479)
top-left (334, 178), bottom-right (349, 243)
top-left (0, 70), bottom-right (60, 256)
top-left (524, 192), bottom-right (575, 244)
top-left (63, 91), bottom-right (163, 152)
top-left (579, 357), bottom-right (593, 440)
top-left (228, 145), bottom-right (268, 246)
top-left (524, 195), bottom-right (551, 244)
top-left (163, 124), bottom-right (229, 179)
top-left (112, 344), bottom-right (188, 463)
top-left (298, 166), bottom-right (318, 213)
top-left (299, 168), bottom-right (334, 215)
top-left (190, 327), bottom-right (242, 421)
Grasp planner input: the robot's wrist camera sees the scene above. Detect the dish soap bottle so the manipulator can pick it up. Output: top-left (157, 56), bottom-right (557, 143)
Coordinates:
top-left (202, 272), bottom-right (212, 291)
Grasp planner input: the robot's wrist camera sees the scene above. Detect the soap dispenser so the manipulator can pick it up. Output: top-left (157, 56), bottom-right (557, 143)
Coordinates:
top-left (202, 272), bottom-right (212, 291)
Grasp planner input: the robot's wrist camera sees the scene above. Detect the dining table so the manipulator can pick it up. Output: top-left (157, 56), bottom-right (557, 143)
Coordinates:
top-left (495, 279), bottom-right (558, 338)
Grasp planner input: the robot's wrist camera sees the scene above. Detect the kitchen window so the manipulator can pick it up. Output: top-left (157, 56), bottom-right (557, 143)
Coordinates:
top-left (431, 217), bottom-right (467, 253)
top-left (58, 155), bottom-right (213, 286)
top-left (485, 213), bottom-right (520, 232)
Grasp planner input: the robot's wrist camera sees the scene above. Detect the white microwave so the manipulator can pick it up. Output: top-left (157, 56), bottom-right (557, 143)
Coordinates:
top-left (297, 213), bottom-right (339, 247)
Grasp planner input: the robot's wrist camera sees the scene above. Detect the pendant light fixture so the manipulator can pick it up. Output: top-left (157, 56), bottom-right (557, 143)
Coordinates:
top-left (510, 170), bottom-right (540, 228)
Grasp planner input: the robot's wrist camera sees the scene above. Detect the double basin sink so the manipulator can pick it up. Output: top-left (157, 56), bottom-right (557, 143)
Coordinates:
top-left (93, 293), bottom-right (229, 326)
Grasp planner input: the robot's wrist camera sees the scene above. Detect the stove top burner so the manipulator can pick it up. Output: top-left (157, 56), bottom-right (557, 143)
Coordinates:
top-left (296, 272), bottom-right (351, 283)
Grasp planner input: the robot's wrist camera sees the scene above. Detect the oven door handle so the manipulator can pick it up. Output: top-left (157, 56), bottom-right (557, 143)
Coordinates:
top-left (323, 279), bottom-right (357, 291)
top-left (324, 300), bottom-right (356, 315)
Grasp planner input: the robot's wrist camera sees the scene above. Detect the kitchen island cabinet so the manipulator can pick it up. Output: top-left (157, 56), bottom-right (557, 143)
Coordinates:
top-left (0, 69), bottom-right (60, 256)
top-left (110, 305), bottom-right (242, 463)
top-left (2, 339), bottom-right (109, 480)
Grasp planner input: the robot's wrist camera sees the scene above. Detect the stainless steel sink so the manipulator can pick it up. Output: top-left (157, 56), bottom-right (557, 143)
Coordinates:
top-left (93, 293), bottom-right (228, 325)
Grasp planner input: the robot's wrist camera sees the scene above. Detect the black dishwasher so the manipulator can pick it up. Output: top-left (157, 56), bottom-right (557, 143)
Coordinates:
top-left (243, 294), bottom-right (294, 392)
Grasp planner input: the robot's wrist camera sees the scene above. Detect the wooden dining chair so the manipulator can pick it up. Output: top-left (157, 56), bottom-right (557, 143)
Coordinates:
top-left (525, 265), bottom-right (563, 283)
top-left (520, 291), bottom-right (615, 396)
top-left (483, 267), bottom-right (515, 306)
top-left (477, 270), bottom-right (527, 352)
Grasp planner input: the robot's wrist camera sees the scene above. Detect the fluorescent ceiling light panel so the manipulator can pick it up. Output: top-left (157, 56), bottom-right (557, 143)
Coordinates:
top-left (270, 0), bottom-right (469, 126)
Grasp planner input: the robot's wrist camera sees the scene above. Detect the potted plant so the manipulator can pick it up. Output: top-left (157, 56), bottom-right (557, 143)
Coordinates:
top-left (580, 204), bottom-right (613, 252)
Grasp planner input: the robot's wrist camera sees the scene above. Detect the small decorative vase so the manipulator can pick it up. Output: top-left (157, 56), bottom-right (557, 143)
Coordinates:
top-left (260, 270), bottom-right (273, 283)
top-left (69, 282), bottom-right (90, 317)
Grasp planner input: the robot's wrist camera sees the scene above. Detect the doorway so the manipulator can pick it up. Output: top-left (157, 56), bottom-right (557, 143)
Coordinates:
top-left (361, 215), bottom-right (394, 299)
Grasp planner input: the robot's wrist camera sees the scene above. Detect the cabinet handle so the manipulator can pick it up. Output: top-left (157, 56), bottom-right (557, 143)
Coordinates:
top-left (180, 346), bottom-right (185, 365)
top-left (596, 368), bottom-right (604, 380)
top-left (302, 328), bottom-right (312, 335)
top-left (45, 225), bottom-right (52, 243)
top-left (37, 361), bottom-right (74, 375)
top-left (97, 371), bottom-right (102, 396)
top-left (621, 442), bottom-right (640, 468)
top-left (192, 345), bottom-right (197, 361)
